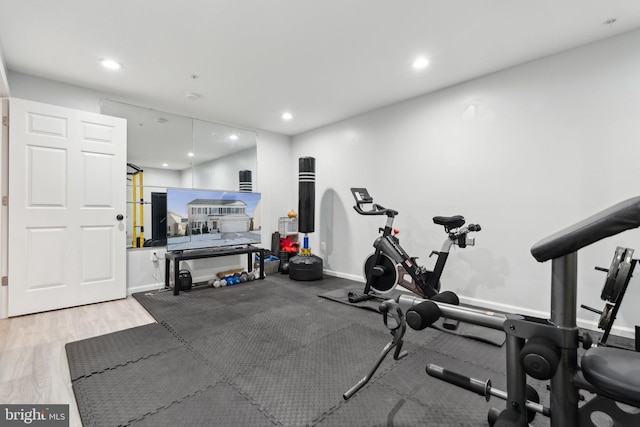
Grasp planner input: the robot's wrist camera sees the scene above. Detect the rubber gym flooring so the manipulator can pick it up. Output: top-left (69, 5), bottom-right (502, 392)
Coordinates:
top-left (66, 274), bottom-right (554, 426)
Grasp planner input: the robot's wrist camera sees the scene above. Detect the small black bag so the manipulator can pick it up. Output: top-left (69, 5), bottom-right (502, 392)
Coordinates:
top-left (178, 269), bottom-right (192, 291)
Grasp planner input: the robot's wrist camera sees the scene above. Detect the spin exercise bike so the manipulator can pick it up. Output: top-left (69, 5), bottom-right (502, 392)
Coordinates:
top-left (349, 187), bottom-right (481, 303)
top-left (345, 196), bottom-right (640, 426)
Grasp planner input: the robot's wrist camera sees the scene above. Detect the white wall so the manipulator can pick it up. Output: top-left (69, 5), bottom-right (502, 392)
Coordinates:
top-left (9, 30), bottom-right (640, 338)
top-left (192, 147), bottom-right (258, 192)
top-left (6, 72), bottom-right (294, 294)
top-left (292, 29), bottom-right (640, 337)
top-left (0, 43), bottom-right (9, 97)
top-left (7, 71), bottom-right (107, 113)
top-left (255, 128), bottom-right (295, 246)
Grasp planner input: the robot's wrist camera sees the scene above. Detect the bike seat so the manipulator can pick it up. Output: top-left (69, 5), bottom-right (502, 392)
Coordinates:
top-left (433, 215), bottom-right (465, 229)
top-left (531, 197), bottom-right (640, 262)
top-left (581, 346), bottom-right (640, 407)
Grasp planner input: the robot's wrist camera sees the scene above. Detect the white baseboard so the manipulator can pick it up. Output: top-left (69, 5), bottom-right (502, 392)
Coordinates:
top-left (322, 269), bottom-right (363, 283)
top-left (460, 295), bottom-right (637, 340)
top-left (323, 270), bottom-right (637, 340)
top-left (127, 283), bottom-right (164, 295)
top-left (575, 319), bottom-right (637, 340)
top-left (135, 267), bottom-right (636, 342)
top-left (458, 295), bottom-right (549, 318)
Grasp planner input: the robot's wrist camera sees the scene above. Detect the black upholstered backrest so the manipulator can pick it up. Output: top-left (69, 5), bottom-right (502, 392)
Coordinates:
top-left (531, 197), bottom-right (640, 262)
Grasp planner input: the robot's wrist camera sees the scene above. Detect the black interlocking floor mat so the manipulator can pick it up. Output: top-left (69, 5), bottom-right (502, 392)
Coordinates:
top-left (72, 346), bottom-right (224, 427)
top-left (232, 323), bottom-right (398, 426)
top-left (319, 382), bottom-right (438, 427)
top-left (128, 382), bottom-right (280, 427)
top-left (65, 323), bottom-right (182, 380)
top-left (67, 274), bottom-right (557, 426)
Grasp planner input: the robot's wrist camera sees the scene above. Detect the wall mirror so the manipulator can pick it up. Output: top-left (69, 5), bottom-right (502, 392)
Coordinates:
top-left (100, 99), bottom-right (258, 248)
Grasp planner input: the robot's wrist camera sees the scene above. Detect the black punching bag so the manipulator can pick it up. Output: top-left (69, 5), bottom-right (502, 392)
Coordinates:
top-left (239, 170), bottom-right (252, 192)
top-left (289, 156), bottom-right (323, 281)
top-left (298, 157), bottom-right (315, 233)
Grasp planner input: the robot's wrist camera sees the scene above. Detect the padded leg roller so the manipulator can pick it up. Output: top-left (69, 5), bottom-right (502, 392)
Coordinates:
top-left (520, 337), bottom-right (560, 380)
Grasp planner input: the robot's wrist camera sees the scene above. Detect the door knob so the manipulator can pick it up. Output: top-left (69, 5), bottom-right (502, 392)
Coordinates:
top-left (116, 214), bottom-right (124, 221)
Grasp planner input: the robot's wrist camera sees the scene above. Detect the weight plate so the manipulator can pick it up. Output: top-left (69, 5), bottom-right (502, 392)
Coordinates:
top-left (526, 384), bottom-right (540, 423)
top-left (610, 262), bottom-right (630, 303)
top-left (610, 248), bottom-right (634, 302)
top-left (601, 247), bottom-right (625, 301)
top-left (363, 252), bottom-right (398, 293)
top-left (598, 303), bottom-right (614, 330)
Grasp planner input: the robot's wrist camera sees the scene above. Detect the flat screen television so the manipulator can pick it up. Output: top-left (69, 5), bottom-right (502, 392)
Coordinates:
top-left (166, 188), bottom-right (262, 252)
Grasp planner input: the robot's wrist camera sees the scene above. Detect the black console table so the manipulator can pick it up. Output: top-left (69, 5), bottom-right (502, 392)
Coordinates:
top-left (165, 245), bottom-right (265, 295)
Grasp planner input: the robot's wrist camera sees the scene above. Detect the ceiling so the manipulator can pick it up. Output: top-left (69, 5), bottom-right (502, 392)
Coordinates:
top-left (1, 1), bottom-right (640, 136)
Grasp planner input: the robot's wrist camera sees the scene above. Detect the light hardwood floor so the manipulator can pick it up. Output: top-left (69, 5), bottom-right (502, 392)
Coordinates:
top-left (0, 296), bottom-right (156, 427)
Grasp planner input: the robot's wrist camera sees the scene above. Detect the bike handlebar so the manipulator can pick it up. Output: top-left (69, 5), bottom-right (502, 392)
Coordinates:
top-left (351, 188), bottom-right (399, 217)
top-left (352, 203), bottom-right (399, 217)
top-left (447, 223), bottom-right (481, 249)
top-left (452, 223), bottom-right (481, 237)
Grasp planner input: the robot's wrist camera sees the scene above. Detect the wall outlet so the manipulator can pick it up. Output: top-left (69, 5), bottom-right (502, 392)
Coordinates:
top-left (320, 242), bottom-right (326, 251)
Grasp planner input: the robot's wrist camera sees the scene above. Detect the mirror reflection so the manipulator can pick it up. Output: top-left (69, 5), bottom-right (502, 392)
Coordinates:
top-left (100, 99), bottom-right (258, 248)
top-left (192, 119), bottom-right (257, 190)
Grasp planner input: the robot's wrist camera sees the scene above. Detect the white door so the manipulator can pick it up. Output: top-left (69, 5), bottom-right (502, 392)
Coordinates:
top-left (8, 98), bottom-right (127, 317)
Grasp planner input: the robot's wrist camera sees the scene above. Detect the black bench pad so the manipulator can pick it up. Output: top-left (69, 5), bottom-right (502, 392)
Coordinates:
top-left (581, 346), bottom-right (640, 407)
top-left (531, 197), bottom-right (640, 262)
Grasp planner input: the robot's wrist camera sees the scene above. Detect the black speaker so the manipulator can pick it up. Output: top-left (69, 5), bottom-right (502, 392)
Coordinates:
top-left (178, 269), bottom-right (192, 291)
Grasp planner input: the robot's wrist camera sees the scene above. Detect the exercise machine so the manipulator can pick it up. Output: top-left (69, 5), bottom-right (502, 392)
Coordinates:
top-left (349, 187), bottom-right (481, 302)
top-left (345, 196), bottom-right (640, 426)
top-left (580, 246), bottom-right (639, 350)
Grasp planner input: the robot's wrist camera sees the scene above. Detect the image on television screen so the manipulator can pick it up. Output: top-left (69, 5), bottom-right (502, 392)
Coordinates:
top-left (166, 188), bottom-right (262, 251)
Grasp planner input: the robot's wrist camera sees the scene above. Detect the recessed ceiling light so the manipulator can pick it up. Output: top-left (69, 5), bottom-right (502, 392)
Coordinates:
top-left (282, 112), bottom-right (293, 121)
top-left (100, 59), bottom-right (123, 70)
top-left (229, 134), bottom-right (238, 141)
top-left (412, 56), bottom-right (429, 69)
top-left (154, 117), bottom-right (168, 123)
top-left (188, 152), bottom-right (194, 157)
top-left (186, 92), bottom-right (201, 100)
top-left (162, 163), bottom-right (169, 167)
